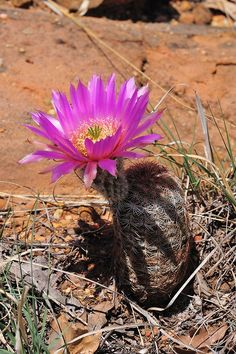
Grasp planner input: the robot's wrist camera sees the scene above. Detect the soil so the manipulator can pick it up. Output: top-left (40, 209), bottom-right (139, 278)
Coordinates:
top-left (0, 3), bottom-right (236, 195)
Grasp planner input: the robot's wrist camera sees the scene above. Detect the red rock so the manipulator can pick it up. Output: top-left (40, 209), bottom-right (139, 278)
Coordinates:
top-left (179, 0), bottom-right (193, 12)
top-left (192, 4), bottom-right (212, 25)
top-left (179, 11), bottom-right (195, 24)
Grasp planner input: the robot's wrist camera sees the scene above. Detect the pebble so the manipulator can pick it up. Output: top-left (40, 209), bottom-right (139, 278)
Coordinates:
top-left (67, 228), bottom-right (75, 235)
top-left (192, 4), bottom-right (212, 25)
top-left (53, 208), bottom-right (63, 220)
top-left (211, 15), bottom-right (233, 27)
top-left (179, 0), bottom-right (193, 13)
top-left (0, 58), bottom-right (6, 73)
top-left (0, 13), bottom-right (8, 20)
top-left (19, 47), bottom-right (26, 53)
top-left (179, 11), bottom-right (195, 25)
top-left (47, 109), bottom-right (55, 115)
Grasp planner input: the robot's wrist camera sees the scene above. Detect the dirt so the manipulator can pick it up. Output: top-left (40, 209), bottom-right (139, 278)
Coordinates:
top-left (0, 4), bottom-right (236, 195)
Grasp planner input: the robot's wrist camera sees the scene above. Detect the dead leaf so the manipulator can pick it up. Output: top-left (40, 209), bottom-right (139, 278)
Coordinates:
top-left (175, 323), bottom-right (228, 353)
top-left (49, 313), bottom-right (100, 354)
top-left (10, 256), bottom-right (83, 315)
top-left (71, 333), bottom-right (101, 354)
top-left (88, 300), bottom-right (114, 331)
top-left (49, 313), bottom-right (87, 354)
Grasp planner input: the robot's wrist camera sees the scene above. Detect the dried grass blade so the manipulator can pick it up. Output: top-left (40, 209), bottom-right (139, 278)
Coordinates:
top-left (195, 94), bottom-right (213, 163)
top-left (15, 286), bottom-right (30, 353)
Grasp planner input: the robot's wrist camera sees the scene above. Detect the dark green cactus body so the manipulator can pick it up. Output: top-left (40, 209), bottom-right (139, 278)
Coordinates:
top-left (94, 160), bottom-right (191, 305)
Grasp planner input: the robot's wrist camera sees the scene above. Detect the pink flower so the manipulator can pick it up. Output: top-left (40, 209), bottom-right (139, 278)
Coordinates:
top-left (19, 74), bottom-right (162, 188)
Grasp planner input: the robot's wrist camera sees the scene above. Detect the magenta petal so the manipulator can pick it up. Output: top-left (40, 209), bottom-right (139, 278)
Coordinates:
top-left (115, 151), bottom-right (146, 159)
top-left (85, 127), bottom-right (122, 160)
top-left (116, 78), bottom-right (135, 117)
top-left (89, 76), bottom-right (106, 118)
top-left (35, 114), bottom-right (85, 159)
top-left (84, 161), bottom-right (97, 188)
top-left (124, 134), bottom-right (162, 149)
top-left (76, 80), bottom-right (91, 120)
top-left (24, 124), bottom-right (50, 140)
top-left (84, 138), bottom-right (94, 157)
top-left (19, 150), bottom-right (66, 164)
top-left (138, 85), bottom-right (148, 97)
top-left (125, 77), bottom-right (136, 98)
top-left (133, 111), bottom-right (162, 137)
top-left (51, 161), bottom-right (77, 182)
top-left (19, 153), bottom-right (43, 164)
top-left (106, 74), bottom-right (116, 115)
top-left (34, 150), bottom-right (66, 159)
top-left (98, 159), bottom-right (117, 176)
top-left (124, 92), bottom-right (149, 139)
top-left (52, 91), bottom-right (75, 135)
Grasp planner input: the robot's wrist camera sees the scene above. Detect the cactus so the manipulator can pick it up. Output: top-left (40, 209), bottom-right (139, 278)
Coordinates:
top-left (94, 160), bottom-right (191, 305)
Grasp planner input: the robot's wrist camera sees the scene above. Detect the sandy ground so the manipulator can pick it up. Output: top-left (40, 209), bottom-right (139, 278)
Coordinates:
top-left (0, 6), bottom-right (235, 195)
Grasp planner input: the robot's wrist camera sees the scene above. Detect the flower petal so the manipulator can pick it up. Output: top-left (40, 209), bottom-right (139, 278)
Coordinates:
top-left (51, 161), bottom-right (77, 182)
top-left (76, 80), bottom-right (91, 120)
top-left (52, 91), bottom-right (75, 135)
top-left (34, 113), bottom-right (86, 160)
top-left (98, 159), bottom-right (117, 176)
top-left (19, 150), bottom-right (73, 164)
top-left (123, 134), bottom-right (162, 150)
top-left (123, 92), bottom-right (149, 140)
top-left (84, 161), bottom-right (97, 188)
top-left (24, 124), bottom-right (50, 140)
top-left (138, 84), bottom-right (148, 97)
top-left (132, 110), bottom-right (162, 138)
top-left (19, 153), bottom-right (43, 164)
top-left (115, 151), bottom-right (146, 159)
top-left (106, 74), bottom-right (116, 115)
top-left (88, 75), bottom-right (106, 118)
top-left (116, 78), bottom-right (136, 118)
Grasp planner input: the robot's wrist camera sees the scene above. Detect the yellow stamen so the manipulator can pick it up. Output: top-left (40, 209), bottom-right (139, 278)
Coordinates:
top-left (71, 120), bottom-right (117, 155)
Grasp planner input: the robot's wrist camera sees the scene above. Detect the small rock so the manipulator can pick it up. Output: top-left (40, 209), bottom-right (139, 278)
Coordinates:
top-left (47, 109), bottom-right (55, 115)
top-left (53, 208), bottom-right (63, 220)
top-left (179, 11), bottom-right (195, 25)
top-left (65, 214), bottom-right (72, 221)
top-left (22, 28), bottom-right (33, 35)
top-left (19, 47), bottom-right (26, 54)
top-left (11, 0), bottom-right (32, 7)
top-left (0, 199), bottom-right (6, 210)
top-left (67, 228), bottom-right (75, 235)
top-left (173, 84), bottom-right (186, 97)
top-left (211, 15), bottom-right (233, 27)
top-left (179, 0), bottom-right (193, 13)
top-left (0, 58), bottom-right (6, 73)
top-left (0, 13), bottom-right (8, 20)
top-left (192, 4), bottom-right (212, 25)
top-left (221, 282), bottom-right (230, 292)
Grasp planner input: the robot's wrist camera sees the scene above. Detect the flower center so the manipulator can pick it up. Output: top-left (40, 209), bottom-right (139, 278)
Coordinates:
top-left (71, 120), bottom-right (117, 155)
